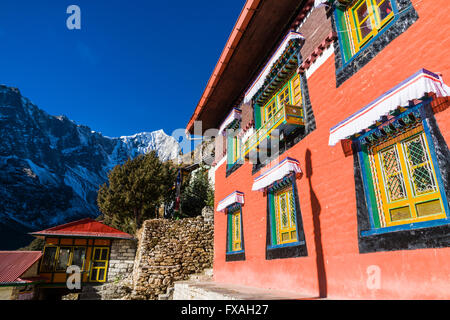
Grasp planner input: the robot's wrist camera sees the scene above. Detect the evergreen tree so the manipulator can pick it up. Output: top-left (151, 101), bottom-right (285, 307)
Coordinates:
top-left (97, 151), bottom-right (177, 234)
top-left (179, 165), bottom-right (214, 218)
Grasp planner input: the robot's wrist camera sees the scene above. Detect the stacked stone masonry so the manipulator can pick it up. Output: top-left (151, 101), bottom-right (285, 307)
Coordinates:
top-left (131, 216), bottom-right (214, 300)
top-left (107, 239), bottom-right (137, 282)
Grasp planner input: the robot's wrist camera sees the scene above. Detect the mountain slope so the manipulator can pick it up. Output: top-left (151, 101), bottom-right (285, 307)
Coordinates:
top-left (0, 85), bottom-right (181, 249)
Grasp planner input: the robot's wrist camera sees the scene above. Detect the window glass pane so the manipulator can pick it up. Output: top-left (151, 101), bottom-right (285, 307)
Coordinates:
top-left (356, 2), bottom-right (369, 22)
top-left (380, 147), bottom-right (407, 202)
top-left (377, 0), bottom-right (393, 21)
top-left (266, 101), bottom-right (275, 121)
top-left (101, 249), bottom-right (108, 261)
top-left (359, 18), bottom-right (373, 39)
top-left (93, 248), bottom-right (101, 260)
top-left (234, 215), bottom-right (240, 240)
top-left (90, 269), bottom-right (98, 281)
top-left (278, 87), bottom-right (290, 107)
top-left (93, 261), bottom-right (106, 268)
top-left (56, 247), bottom-right (71, 271)
top-left (98, 269), bottom-right (106, 281)
top-left (390, 206), bottom-right (412, 221)
top-left (403, 136), bottom-right (436, 195)
top-left (279, 194), bottom-right (289, 228)
top-left (71, 248), bottom-right (86, 269)
top-left (415, 199), bottom-right (442, 217)
top-left (289, 191), bottom-right (297, 226)
top-left (41, 247), bottom-right (57, 272)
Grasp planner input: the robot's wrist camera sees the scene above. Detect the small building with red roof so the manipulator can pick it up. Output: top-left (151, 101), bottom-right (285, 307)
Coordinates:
top-left (0, 251), bottom-right (43, 300)
top-left (29, 218), bottom-right (136, 288)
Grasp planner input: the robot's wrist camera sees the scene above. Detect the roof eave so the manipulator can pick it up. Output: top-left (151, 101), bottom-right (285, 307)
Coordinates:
top-left (186, 0), bottom-right (308, 134)
top-left (29, 232), bottom-right (135, 240)
top-left (186, 0), bottom-right (261, 134)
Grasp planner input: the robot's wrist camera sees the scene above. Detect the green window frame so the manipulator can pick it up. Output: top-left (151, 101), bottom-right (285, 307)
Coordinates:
top-left (335, 0), bottom-right (396, 63)
top-left (227, 134), bottom-right (242, 167)
top-left (267, 175), bottom-right (303, 249)
top-left (368, 127), bottom-right (446, 227)
top-left (259, 73), bottom-right (303, 127)
top-left (226, 204), bottom-right (245, 261)
top-left (227, 208), bottom-right (242, 253)
top-left (356, 105), bottom-right (450, 236)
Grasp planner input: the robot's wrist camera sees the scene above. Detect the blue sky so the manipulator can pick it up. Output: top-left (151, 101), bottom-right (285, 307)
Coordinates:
top-left (0, 1), bottom-right (242, 143)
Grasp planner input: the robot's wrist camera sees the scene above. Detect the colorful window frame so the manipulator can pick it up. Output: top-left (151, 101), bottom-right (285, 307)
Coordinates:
top-left (40, 246), bottom-right (58, 272)
top-left (266, 174), bottom-right (305, 250)
top-left (89, 247), bottom-right (110, 282)
top-left (260, 73), bottom-right (303, 126)
top-left (232, 135), bottom-right (241, 164)
top-left (333, 0), bottom-right (417, 86)
top-left (273, 188), bottom-right (298, 244)
top-left (41, 245), bottom-right (87, 273)
top-left (349, 0), bottom-right (394, 52)
top-left (356, 103), bottom-right (450, 236)
top-left (335, 0), bottom-right (397, 64)
top-left (226, 203), bottom-right (245, 261)
top-left (225, 116), bottom-right (242, 176)
top-left (226, 133), bottom-right (242, 170)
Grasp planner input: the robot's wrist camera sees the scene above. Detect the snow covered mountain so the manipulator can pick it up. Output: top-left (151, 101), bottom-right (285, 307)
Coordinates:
top-left (0, 85), bottom-right (181, 249)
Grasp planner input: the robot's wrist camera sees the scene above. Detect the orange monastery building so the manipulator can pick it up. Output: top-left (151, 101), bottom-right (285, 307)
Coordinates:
top-left (187, 0), bottom-right (450, 299)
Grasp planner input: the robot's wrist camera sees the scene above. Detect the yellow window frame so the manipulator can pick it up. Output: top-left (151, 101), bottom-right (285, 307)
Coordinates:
top-left (371, 127), bottom-right (446, 227)
top-left (274, 188), bottom-right (297, 244)
top-left (264, 98), bottom-right (277, 124)
top-left (262, 73), bottom-right (301, 125)
top-left (232, 135), bottom-right (241, 164)
top-left (40, 245), bottom-right (59, 272)
top-left (278, 85), bottom-right (291, 108)
top-left (41, 245), bottom-right (88, 273)
top-left (71, 246), bottom-right (87, 271)
top-left (231, 211), bottom-right (242, 251)
top-left (55, 246), bottom-right (73, 272)
top-left (291, 74), bottom-right (302, 106)
top-left (347, 0), bottom-right (395, 52)
top-left (89, 247), bottom-right (110, 283)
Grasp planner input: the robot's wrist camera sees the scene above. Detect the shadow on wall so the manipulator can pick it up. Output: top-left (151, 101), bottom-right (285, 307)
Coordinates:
top-left (305, 149), bottom-right (327, 298)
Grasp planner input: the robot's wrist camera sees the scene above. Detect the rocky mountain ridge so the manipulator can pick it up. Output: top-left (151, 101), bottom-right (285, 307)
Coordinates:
top-left (0, 85), bottom-right (181, 249)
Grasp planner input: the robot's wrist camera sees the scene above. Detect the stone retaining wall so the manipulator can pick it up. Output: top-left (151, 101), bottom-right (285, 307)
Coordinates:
top-left (107, 239), bottom-right (137, 282)
top-left (131, 216), bottom-right (214, 299)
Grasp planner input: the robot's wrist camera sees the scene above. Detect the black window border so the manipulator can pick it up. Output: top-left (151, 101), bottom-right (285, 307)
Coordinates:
top-left (332, 0), bottom-right (418, 87)
top-left (265, 173), bottom-right (308, 260)
top-left (353, 103), bottom-right (450, 253)
top-left (252, 72), bottom-right (316, 176)
top-left (225, 204), bottom-right (246, 262)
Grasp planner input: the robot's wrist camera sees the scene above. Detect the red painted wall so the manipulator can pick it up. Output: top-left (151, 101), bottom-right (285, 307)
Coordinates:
top-left (213, 0), bottom-right (450, 299)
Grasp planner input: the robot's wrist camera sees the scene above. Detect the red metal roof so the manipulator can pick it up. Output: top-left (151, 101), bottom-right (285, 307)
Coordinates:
top-left (0, 251), bottom-right (42, 284)
top-left (29, 218), bottom-right (134, 240)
